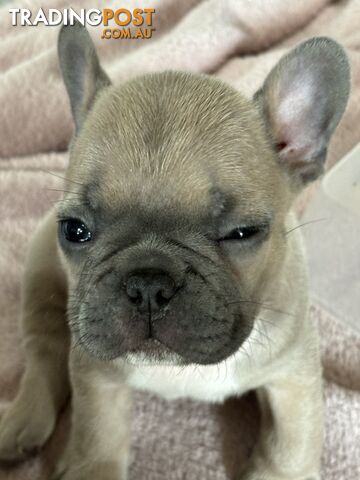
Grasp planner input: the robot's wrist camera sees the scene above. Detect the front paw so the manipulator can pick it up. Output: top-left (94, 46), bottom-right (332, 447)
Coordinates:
top-left (52, 459), bottom-right (126, 480)
top-left (238, 459), bottom-right (320, 480)
top-left (0, 397), bottom-right (56, 462)
top-left (240, 474), bottom-right (319, 480)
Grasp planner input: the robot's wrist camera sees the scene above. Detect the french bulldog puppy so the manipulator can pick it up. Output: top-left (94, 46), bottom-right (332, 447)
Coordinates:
top-left (0, 22), bottom-right (350, 480)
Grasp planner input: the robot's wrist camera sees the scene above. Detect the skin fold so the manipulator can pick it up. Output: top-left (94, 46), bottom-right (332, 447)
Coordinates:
top-left (0, 21), bottom-right (350, 480)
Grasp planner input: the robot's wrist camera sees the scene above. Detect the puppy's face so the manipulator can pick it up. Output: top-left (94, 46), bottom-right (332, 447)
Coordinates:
top-left (57, 25), bottom-right (349, 365)
top-left (59, 73), bottom-right (288, 365)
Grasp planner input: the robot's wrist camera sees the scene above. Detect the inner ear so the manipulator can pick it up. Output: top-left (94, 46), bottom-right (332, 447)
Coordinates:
top-left (58, 20), bottom-right (111, 132)
top-left (255, 37), bottom-right (350, 186)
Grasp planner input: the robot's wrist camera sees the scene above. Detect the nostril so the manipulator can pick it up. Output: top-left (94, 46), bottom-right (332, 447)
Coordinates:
top-left (156, 290), bottom-right (171, 307)
top-left (126, 285), bottom-right (143, 305)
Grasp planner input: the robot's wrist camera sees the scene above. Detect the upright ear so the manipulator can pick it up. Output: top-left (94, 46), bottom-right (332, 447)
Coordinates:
top-left (255, 37), bottom-right (350, 186)
top-left (58, 21), bottom-right (111, 132)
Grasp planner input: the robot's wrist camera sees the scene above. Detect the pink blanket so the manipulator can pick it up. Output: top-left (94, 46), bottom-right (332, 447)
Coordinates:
top-left (1, 1), bottom-right (359, 479)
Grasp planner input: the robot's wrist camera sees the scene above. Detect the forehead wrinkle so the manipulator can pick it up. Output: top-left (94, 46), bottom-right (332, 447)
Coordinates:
top-left (209, 188), bottom-right (234, 219)
top-left (100, 171), bottom-right (212, 218)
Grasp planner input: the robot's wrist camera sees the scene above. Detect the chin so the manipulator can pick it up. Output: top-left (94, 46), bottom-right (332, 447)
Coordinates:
top-left (123, 338), bottom-right (186, 367)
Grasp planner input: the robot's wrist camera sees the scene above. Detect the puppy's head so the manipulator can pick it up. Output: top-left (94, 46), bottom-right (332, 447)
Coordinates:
top-left (57, 23), bottom-right (349, 365)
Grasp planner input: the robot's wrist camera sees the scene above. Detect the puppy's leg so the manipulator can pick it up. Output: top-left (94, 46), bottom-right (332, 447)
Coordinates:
top-left (53, 350), bottom-right (131, 480)
top-left (241, 363), bottom-right (323, 480)
top-left (0, 211), bottom-right (70, 461)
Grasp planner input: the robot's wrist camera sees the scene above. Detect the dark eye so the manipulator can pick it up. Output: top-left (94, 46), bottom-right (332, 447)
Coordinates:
top-left (219, 226), bottom-right (263, 242)
top-left (61, 219), bottom-right (92, 243)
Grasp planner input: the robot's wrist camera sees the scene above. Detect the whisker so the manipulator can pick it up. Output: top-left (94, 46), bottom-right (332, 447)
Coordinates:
top-left (43, 169), bottom-right (84, 186)
top-left (225, 299), bottom-right (294, 317)
top-left (284, 217), bottom-right (328, 236)
top-left (45, 188), bottom-right (82, 195)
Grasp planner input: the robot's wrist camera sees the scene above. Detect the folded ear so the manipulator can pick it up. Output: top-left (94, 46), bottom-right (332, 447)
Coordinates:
top-left (58, 21), bottom-right (111, 132)
top-left (255, 37), bottom-right (350, 186)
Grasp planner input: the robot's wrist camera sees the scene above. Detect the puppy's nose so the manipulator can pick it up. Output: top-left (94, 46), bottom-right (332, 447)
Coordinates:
top-left (125, 269), bottom-right (176, 312)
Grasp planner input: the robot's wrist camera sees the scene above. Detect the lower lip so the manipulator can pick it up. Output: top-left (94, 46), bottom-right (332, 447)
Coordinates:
top-left (130, 337), bottom-right (169, 354)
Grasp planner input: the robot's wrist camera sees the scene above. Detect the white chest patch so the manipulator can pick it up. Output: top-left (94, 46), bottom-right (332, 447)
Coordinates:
top-left (127, 351), bottom-right (253, 402)
top-left (124, 315), bottom-right (282, 402)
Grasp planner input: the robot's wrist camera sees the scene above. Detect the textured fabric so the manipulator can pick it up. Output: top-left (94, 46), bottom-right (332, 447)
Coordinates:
top-left (0, 0), bottom-right (360, 479)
